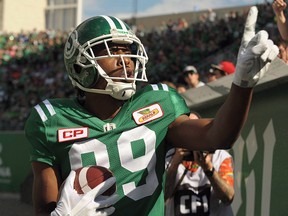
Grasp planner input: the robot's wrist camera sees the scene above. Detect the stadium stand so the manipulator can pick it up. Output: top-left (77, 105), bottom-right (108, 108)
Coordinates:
top-left (0, 2), bottom-right (286, 131)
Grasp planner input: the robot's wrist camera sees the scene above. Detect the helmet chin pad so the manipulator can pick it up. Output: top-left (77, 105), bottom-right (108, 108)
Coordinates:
top-left (106, 82), bottom-right (136, 100)
top-left (69, 76), bottom-right (136, 101)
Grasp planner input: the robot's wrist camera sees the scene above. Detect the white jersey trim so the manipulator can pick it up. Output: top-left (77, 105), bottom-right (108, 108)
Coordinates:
top-left (161, 83), bottom-right (169, 91)
top-left (150, 84), bottom-right (169, 91)
top-left (43, 99), bottom-right (56, 116)
top-left (34, 99), bottom-right (56, 122)
top-left (151, 84), bottom-right (159, 91)
top-left (34, 104), bottom-right (47, 122)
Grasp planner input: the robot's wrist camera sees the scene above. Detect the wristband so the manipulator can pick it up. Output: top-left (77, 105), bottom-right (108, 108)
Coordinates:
top-left (204, 167), bottom-right (215, 177)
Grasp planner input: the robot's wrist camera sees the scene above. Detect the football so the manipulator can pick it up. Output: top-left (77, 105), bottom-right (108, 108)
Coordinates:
top-left (74, 165), bottom-right (116, 196)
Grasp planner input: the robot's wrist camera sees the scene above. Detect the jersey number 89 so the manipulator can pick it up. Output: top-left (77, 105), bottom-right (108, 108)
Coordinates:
top-left (68, 125), bottom-right (159, 201)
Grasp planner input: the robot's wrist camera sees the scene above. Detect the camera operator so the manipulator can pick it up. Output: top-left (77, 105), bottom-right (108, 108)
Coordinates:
top-left (165, 113), bottom-right (235, 216)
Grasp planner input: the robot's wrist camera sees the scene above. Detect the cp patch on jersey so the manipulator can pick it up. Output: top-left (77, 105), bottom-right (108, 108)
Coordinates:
top-left (58, 127), bottom-right (88, 142)
top-left (132, 103), bottom-right (163, 125)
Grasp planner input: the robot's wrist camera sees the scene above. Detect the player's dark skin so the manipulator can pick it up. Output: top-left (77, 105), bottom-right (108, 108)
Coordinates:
top-left (32, 43), bottom-right (253, 215)
top-left (83, 44), bottom-right (134, 120)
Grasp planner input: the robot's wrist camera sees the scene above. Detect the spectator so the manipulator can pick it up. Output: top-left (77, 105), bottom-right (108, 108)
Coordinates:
top-left (182, 65), bottom-right (205, 89)
top-left (207, 61), bottom-right (236, 82)
top-left (0, 2), bottom-right (282, 130)
top-left (165, 113), bottom-right (235, 216)
top-left (272, 0), bottom-right (288, 41)
top-left (206, 70), bottom-right (218, 83)
top-left (278, 40), bottom-right (288, 63)
top-left (208, 9), bottom-right (217, 23)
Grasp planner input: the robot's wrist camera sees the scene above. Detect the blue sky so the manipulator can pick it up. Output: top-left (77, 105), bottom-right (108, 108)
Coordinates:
top-left (82, 0), bottom-right (272, 21)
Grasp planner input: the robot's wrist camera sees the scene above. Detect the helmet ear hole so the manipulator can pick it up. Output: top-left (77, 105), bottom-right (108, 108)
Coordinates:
top-left (73, 64), bottom-right (99, 88)
top-left (73, 64), bottom-right (82, 74)
top-left (85, 67), bottom-right (99, 88)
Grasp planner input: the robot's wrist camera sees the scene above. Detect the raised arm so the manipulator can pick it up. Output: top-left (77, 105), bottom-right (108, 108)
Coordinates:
top-left (272, 0), bottom-right (288, 40)
top-left (167, 6), bottom-right (279, 151)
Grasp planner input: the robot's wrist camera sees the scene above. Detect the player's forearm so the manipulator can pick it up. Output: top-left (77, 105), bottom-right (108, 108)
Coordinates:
top-left (33, 196), bottom-right (57, 216)
top-left (32, 163), bottom-right (59, 216)
top-left (33, 200), bottom-right (56, 216)
top-left (209, 84), bottom-right (253, 149)
top-left (205, 170), bottom-right (234, 205)
top-left (276, 13), bottom-right (288, 40)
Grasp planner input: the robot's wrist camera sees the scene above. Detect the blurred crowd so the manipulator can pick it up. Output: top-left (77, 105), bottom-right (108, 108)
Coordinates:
top-left (0, 30), bottom-right (72, 130)
top-left (0, 2), bottom-right (287, 130)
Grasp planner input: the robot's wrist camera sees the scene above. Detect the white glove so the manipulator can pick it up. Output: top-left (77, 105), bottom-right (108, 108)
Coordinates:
top-left (51, 170), bottom-right (118, 216)
top-left (233, 6), bottom-right (279, 88)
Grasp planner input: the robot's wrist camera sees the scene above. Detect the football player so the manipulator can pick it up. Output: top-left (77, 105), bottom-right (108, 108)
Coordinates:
top-left (25, 7), bottom-right (278, 216)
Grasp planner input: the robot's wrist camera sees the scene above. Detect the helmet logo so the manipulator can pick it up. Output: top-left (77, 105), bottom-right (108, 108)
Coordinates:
top-left (111, 28), bottom-right (129, 35)
top-left (64, 30), bottom-right (78, 59)
top-left (111, 28), bottom-right (134, 44)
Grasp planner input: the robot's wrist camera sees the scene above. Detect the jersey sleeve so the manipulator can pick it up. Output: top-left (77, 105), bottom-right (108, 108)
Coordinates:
top-left (24, 106), bottom-right (56, 166)
top-left (167, 85), bottom-right (190, 118)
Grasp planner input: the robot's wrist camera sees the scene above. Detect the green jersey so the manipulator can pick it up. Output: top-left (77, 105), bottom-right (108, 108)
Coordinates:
top-left (25, 83), bottom-right (190, 216)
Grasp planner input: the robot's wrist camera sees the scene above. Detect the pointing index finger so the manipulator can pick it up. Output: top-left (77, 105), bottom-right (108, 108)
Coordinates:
top-left (241, 6), bottom-right (258, 48)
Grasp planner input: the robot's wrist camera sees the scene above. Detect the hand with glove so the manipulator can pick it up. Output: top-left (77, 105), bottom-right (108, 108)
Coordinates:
top-left (51, 170), bottom-right (118, 216)
top-left (233, 6), bottom-right (279, 88)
